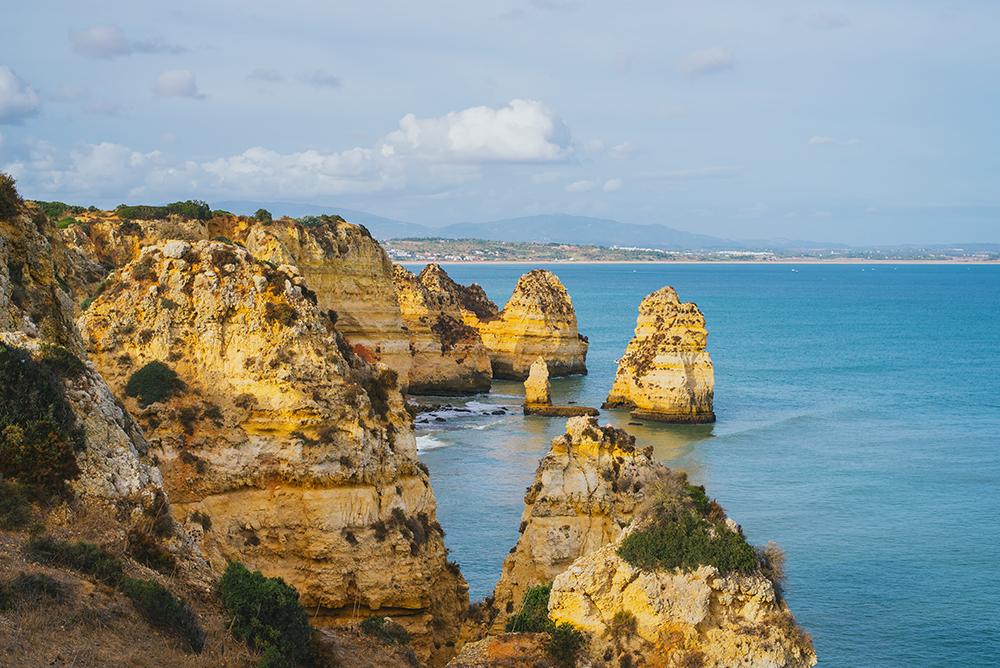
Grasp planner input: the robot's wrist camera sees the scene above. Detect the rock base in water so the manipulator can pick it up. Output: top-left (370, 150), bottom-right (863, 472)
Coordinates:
top-left (629, 408), bottom-right (716, 423)
top-left (523, 404), bottom-right (599, 417)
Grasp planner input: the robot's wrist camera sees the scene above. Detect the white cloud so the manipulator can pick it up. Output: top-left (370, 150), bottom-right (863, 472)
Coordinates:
top-left (155, 70), bottom-right (203, 99)
top-left (50, 85), bottom-right (90, 102)
top-left (603, 178), bottom-right (622, 192)
top-left (160, 133), bottom-right (177, 145)
top-left (583, 139), bottom-right (605, 152)
top-left (4, 100), bottom-right (573, 200)
top-left (0, 66), bottom-right (41, 125)
top-left (657, 104), bottom-right (688, 118)
top-left (808, 12), bottom-right (850, 30)
top-left (565, 180), bottom-right (596, 192)
top-left (809, 136), bottom-right (862, 146)
top-left (865, 206), bottom-right (880, 212)
top-left (609, 141), bottom-right (639, 159)
top-left (70, 24), bottom-right (183, 58)
top-left (811, 210), bottom-right (832, 218)
top-left (302, 70), bottom-right (342, 88)
top-left (382, 99), bottom-right (570, 163)
top-left (84, 100), bottom-right (121, 115)
top-left (531, 171), bottom-right (566, 184)
top-left (663, 166), bottom-right (743, 179)
top-left (249, 69), bottom-right (284, 83)
top-left (678, 47), bottom-right (735, 78)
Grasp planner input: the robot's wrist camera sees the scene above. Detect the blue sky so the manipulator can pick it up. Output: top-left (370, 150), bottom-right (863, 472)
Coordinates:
top-left (2, 1), bottom-right (998, 245)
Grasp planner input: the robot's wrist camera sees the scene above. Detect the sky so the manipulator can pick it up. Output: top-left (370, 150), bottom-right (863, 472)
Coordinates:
top-left (1, 1), bottom-right (999, 246)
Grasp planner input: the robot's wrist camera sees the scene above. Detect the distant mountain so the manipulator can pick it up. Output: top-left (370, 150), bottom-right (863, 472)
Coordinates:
top-left (436, 214), bottom-right (742, 250)
top-left (211, 201), bottom-right (433, 239)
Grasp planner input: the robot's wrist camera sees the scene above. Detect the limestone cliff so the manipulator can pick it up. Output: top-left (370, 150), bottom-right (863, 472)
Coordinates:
top-left (604, 286), bottom-right (715, 423)
top-left (464, 269), bottom-right (588, 380)
top-left (548, 532), bottom-right (817, 667)
top-left (490, 416), bottom-right (667, 633)
top-left (392, 264), bottom-right (492, 395)
top-left (76, 240), bottom-right (468, 665)
top-left (523, 356), bottom-right (551, 407)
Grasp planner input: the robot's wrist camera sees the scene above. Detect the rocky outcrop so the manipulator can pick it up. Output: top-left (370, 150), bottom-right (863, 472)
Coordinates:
top-left (446, 633), bottom-right (558, 668)
top-left (491, 416), bottom-right (667, 633)
top-left (604, 286), bottom-right (715, 423)
top-left (548, 535), bottom-right (817, 667)
top-left (392, 264), bottom-right (492, 395)
top-left (522, 357), bottom-right (598, 417)
top-left (474, 270), bottom-right (588, 380)
top-left (76, 240), bottom-right (468, 665)
top-left (523, 356), bottom-right (551, 406)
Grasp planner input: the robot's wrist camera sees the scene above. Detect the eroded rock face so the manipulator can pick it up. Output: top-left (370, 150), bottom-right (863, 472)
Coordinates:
top-left (548, 535), bottom-right (817, 668)
top-left (472, 269), bottom-right (588, 380)
top-left (446, 633), bottom-right (558, 668)
top-left (604, 286), bottom-right (715, 423)
top-left (523, 356), bottom-right (551, 406)
top-left (392, 264), bottom-right (492, 395)
top-left (491, 416), bottom-right (667, 632)
top-left (241, 220), bottom-right (414, 392)
top-left (76, 241), bottom-right (468, 665)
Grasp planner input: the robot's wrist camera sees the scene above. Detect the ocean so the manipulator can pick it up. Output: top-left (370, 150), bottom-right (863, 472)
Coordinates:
top-left (403, 262), bottom-right (1000, 667)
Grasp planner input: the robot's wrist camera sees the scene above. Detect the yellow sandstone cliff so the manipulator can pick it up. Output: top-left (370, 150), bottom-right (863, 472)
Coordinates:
top-left (490, 416), bottom-right (667, 633)
top-left (604, 286), bottom-right (715, 423)
top-left (468, 269), bottom-right (588, 380)
top-left (392, 264), bottom-right (492, 395)
top-left (76, 240), bottom-right (468, 665)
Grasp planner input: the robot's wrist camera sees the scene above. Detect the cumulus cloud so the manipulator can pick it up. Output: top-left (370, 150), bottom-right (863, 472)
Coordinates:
top-left (564, 180), bottom-right (596, 192)
top-left (0, 66), bottom-right (41, 125)
top-left (663, 166), bottom-right (743, 179)
top-left (4, 100), bottom-right (574, 201)
top-left (84, 100), bottom-right (121, 115)
top-left (603, 178), bottom-right (622, 192)
top-left (302, 70), bottom-right (342, 88)
top-left (50, 85), bottom-right (90, 102)
top-left (70, 24), bottom-right (183, 58)
top-left (808, 136), bottom-right (861, 146)
top-left (582, 139), bottom-right (605, 152)
top-left (249, 69), bottom-right (284, 83)
top-left (155, 70), bottom-right (203, 99)
top-left (381, 99), bottom-right (570, 163)
top-left (678, 47), bottom-right (735, 78)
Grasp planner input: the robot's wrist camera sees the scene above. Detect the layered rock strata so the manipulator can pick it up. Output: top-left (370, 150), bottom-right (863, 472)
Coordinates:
top-left (392, 264), bottom-right (492, 395)
top-left (522, 357), bottom-right (598, 417)
top-left (475, 269), bottom-right (588, 380)
top-left (77, 240), bottom-right (467, 665)
top-left (604, 286), bottom-right (715, 423)
top-left (548, 534), bottom-right (817, 667)
top-left (491, 416), bottom-right (667, 632)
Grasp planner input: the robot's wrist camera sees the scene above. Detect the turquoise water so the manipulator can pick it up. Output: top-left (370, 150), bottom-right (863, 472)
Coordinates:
top-left (405, 263), bottom-right (1000, 667)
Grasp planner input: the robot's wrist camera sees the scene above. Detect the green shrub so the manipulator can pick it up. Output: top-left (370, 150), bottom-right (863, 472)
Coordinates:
top-left (39, 343), bottom-right (87, 378)
top-left (57, 216), bottom-right (78, 229)
top-left (505, 582), bottom-right (553, 633)
top-left (755, 541), bottom-right (787, 593)
top-left (617, 509), bottom-right (756, 575)
top-left (0, 172), bottom-right (23, 220)
top-left (0, 573), bottom-right (69, 610)
top-left (125, 361), bottom-right (184, 406)
top-left (254, 209), bottom-right (273, 224)
top-left (211, 235), bottom-right (233, 244)
top-left (360, 615), bottom-right (411, 645)
top-left (219, 561), bottom-right (314, 667)
top-left (160, 297), bottom-right (180, 310)
top-left (0, 477), bottom-right (31, 529)
top-left (547, 622), bottom-right (585, 668)
top-left (361, 369), bottom-right (397, 421)
top-left (123, 577), bottom-right (205, 653)
top-left (609, 609), bottom-right (637, 638)
top-left (80, 297), bottom-right (94, 311)
top-left (0, 344), bottom-right (84, 490)
top-left (26, 535), bottom-right (126, 586)
top-left (115, 200), bottom-right (211, 222)
top-left (264, 302), bottom-right (298, 327)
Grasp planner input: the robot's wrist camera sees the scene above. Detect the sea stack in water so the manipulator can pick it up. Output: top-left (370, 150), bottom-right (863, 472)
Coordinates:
top-left (476, 269), bottom-right (588, 380)
top-left (604, 286), bottom-right (715, 423)
top-left (392, 264), bottom-right (492, 395)
top-left (490, 416), bottom-right (666, 632)
top-left (522, 356), bottom-right (598, 417)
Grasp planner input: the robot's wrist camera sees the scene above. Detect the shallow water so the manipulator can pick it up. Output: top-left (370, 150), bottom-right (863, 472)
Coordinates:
top-left (405, 262), bottom-right (1000, 667)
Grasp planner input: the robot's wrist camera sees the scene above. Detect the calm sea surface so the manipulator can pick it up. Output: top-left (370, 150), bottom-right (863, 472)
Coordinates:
top-left (402, 262), bottom-right (1000, 668)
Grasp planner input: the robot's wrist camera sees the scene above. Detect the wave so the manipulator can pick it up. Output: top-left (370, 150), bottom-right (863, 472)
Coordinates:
top-left (416, 434), bottom-right (449, 452)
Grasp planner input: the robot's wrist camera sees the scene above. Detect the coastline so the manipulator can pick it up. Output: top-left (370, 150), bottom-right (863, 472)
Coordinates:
top-left (398, 258), bottom-right (999, 265)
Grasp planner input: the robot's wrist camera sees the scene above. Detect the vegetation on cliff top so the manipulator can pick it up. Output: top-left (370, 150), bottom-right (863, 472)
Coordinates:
top-left (505, 583), bottom-right (586, 668)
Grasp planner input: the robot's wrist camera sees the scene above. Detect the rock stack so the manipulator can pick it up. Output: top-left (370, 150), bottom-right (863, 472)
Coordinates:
top-left (604, 286), bottom-right (715, 423)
